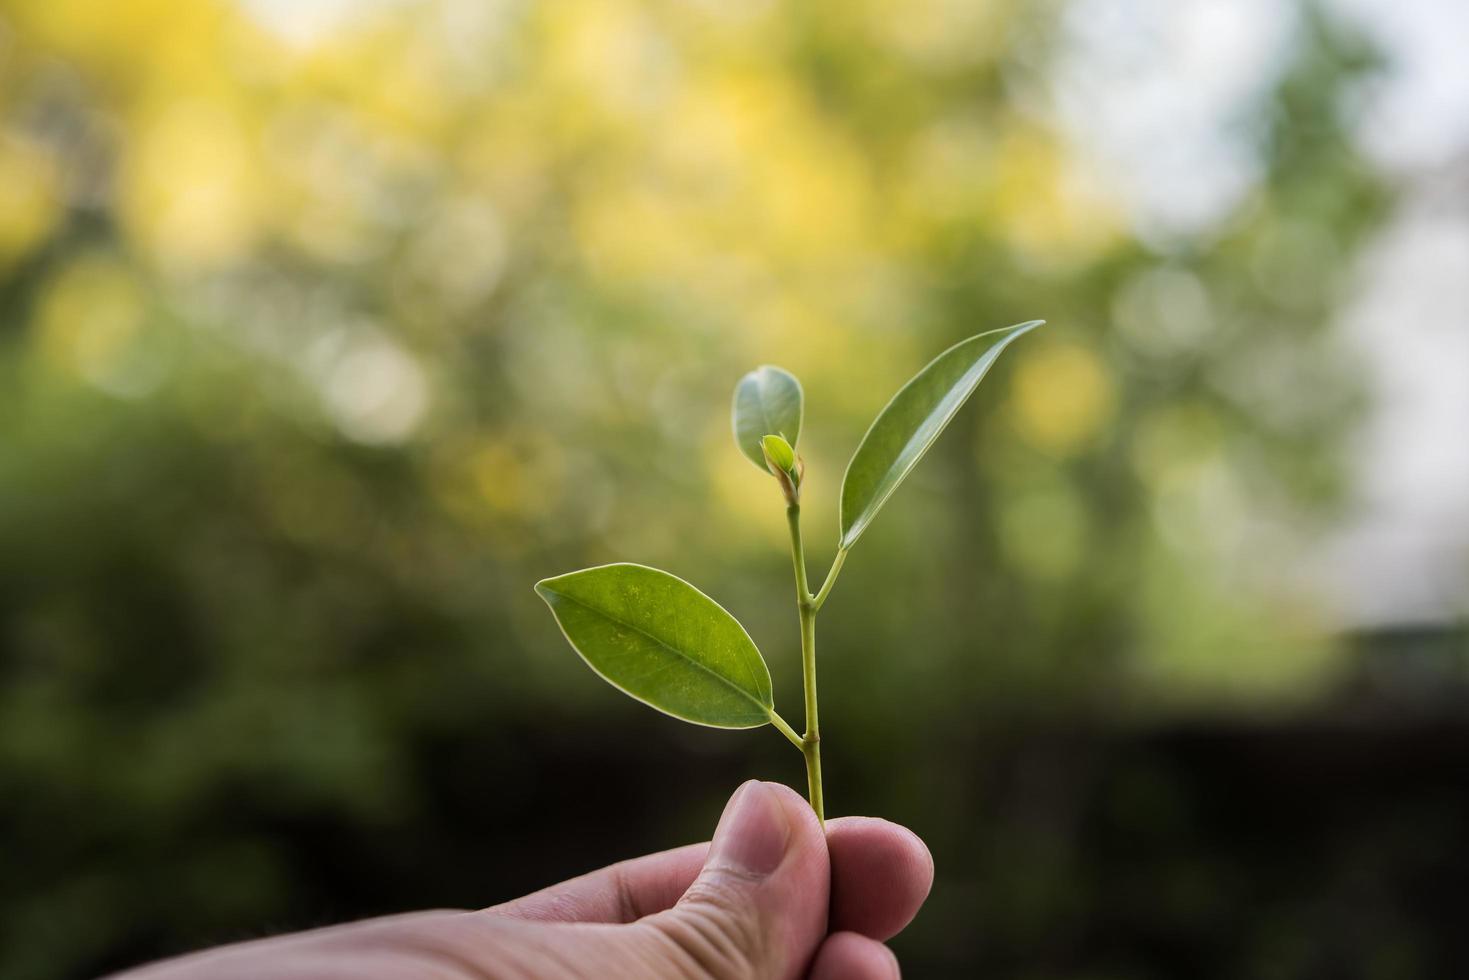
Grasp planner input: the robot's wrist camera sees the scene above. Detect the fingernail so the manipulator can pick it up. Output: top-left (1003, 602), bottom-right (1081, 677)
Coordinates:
top-left (708, 780), bottom-right (791, 877)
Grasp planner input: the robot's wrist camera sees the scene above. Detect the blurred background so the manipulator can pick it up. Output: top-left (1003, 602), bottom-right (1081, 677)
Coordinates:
top-left (1, 0), bottom-right (1466, 977)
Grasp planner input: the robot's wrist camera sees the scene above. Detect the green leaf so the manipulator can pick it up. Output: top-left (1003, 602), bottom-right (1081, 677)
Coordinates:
top-left (732, 365), bottom-right (803, 470)
top-left (839, 320), bottom-right (1044, 549)
top-left (534, 563), bottom-right (774, 729)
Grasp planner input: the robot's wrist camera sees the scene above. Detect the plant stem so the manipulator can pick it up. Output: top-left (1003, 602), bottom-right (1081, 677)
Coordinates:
top-left (811, 547), bottom-right (847, 612)
top-left (785, 505), bottom-right (824, 822)
top-left (769, 711), bottom-right (804, 749)
top-left (797, 598), bottom-right (823, 822)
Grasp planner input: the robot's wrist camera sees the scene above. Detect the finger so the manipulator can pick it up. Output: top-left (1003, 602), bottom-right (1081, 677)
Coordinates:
top-left (826, 817), bottom-right (934, 940)
top-left (487, 808), bottom-right (933, 936)
top-left (641, 780), bottom-right (830, 980)
top-left (808, 931), bottom-right (901, 980)
top-left (487, 841), bottom-right (709, 923)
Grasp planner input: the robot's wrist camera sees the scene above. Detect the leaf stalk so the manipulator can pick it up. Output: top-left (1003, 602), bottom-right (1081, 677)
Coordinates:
top-left (769, 711), bottom-right (805, 749)
top-left (811, 547), bottom-right (847, 612)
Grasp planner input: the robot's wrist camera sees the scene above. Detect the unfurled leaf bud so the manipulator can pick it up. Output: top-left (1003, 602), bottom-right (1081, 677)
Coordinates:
top-left (761, 433), bottom-right (802, 505)
top-left (761, 433), bottom-right (796, 475)
top-left (732, 366), bottom-right (804, 472)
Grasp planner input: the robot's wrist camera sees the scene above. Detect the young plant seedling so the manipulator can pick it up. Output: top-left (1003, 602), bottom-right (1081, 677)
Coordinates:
top-left (535, 321), bottom-right (1043, 820)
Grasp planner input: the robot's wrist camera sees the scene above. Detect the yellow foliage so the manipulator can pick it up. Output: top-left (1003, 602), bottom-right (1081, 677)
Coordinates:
top-left (0, 136), bottom-right (60, 266)
top-left (36, 253), bottom-right (148, 390)
top-left (864, 0), bottom-right (1006, 68)
top-left (1008, 340), bottom-right (1115, 455)
top-left (706, 420), bottom-right (789, 550)
top-left (120, 100), bottom-right (264, 267)
top-left (470, 440), bottom-right (531, 517)
top-left (7, 0), bottom-right (230, 84)
top-left (989, 128), bottom-right (1122, 264)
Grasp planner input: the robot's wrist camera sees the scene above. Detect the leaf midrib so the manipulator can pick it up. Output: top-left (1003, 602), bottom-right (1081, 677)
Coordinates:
top-left (542, 587), bottom-right (771, 716)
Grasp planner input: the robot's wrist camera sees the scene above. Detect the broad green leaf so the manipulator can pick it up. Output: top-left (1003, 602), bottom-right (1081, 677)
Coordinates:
top-left (534, 563), bottom-right (774, 729)
top-left (732, 365), bottom-right (803, 470)
top-left (839, 320), bottom-right (1043, 549)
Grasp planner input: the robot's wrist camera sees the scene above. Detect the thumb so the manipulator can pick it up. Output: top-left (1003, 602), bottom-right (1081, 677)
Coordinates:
top-left (639, 780), bottom-right (829, 980)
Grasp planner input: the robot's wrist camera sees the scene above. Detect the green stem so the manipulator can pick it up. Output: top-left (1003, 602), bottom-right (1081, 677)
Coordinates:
top-left (785, 505), bottom-right (824, 822)
top-left (798, 599), bottom-right (823, 822)
top-left (811, 547), bottom-right (847, 612)
top-left (769, 711), bottom-right (804, 750)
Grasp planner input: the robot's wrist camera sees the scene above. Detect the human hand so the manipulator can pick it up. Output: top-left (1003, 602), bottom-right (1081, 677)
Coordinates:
top-left (116, 780), bottom-right (933, 979)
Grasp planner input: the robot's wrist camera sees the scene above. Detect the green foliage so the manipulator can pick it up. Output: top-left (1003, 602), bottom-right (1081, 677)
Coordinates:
top-left (537, 326), bottom-right (1038, 811)
top-left (732, 366), bottom-right (805, 470)
top-left (840, 321), bottom-right (1044, 550)
top-left (534, 564), bottom-right (774, 729)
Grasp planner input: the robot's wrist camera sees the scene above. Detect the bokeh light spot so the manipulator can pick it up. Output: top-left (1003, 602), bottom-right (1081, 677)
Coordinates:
top-left (1009, 340), bottom-right (1115, 455)
top-left (121, 100), bottom-right (263, 267)
top-left (0, 135), bottom-right (60, 267)
top-left (321, 335), bottom-right (429, 445)
top-left (36, 252), bottom-right (165, 397)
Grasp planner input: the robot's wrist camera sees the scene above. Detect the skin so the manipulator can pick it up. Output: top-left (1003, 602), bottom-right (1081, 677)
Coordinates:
top-left (115, 781), bottom-right (933, 980)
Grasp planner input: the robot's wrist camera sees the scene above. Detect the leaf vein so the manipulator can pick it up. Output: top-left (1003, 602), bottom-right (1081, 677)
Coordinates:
top-left (544, 589), bottom-right (770, 716)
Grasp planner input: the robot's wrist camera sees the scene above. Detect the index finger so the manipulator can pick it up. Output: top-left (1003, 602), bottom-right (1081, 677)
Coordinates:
top-left (486, 840), bottom-right (709, 924)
